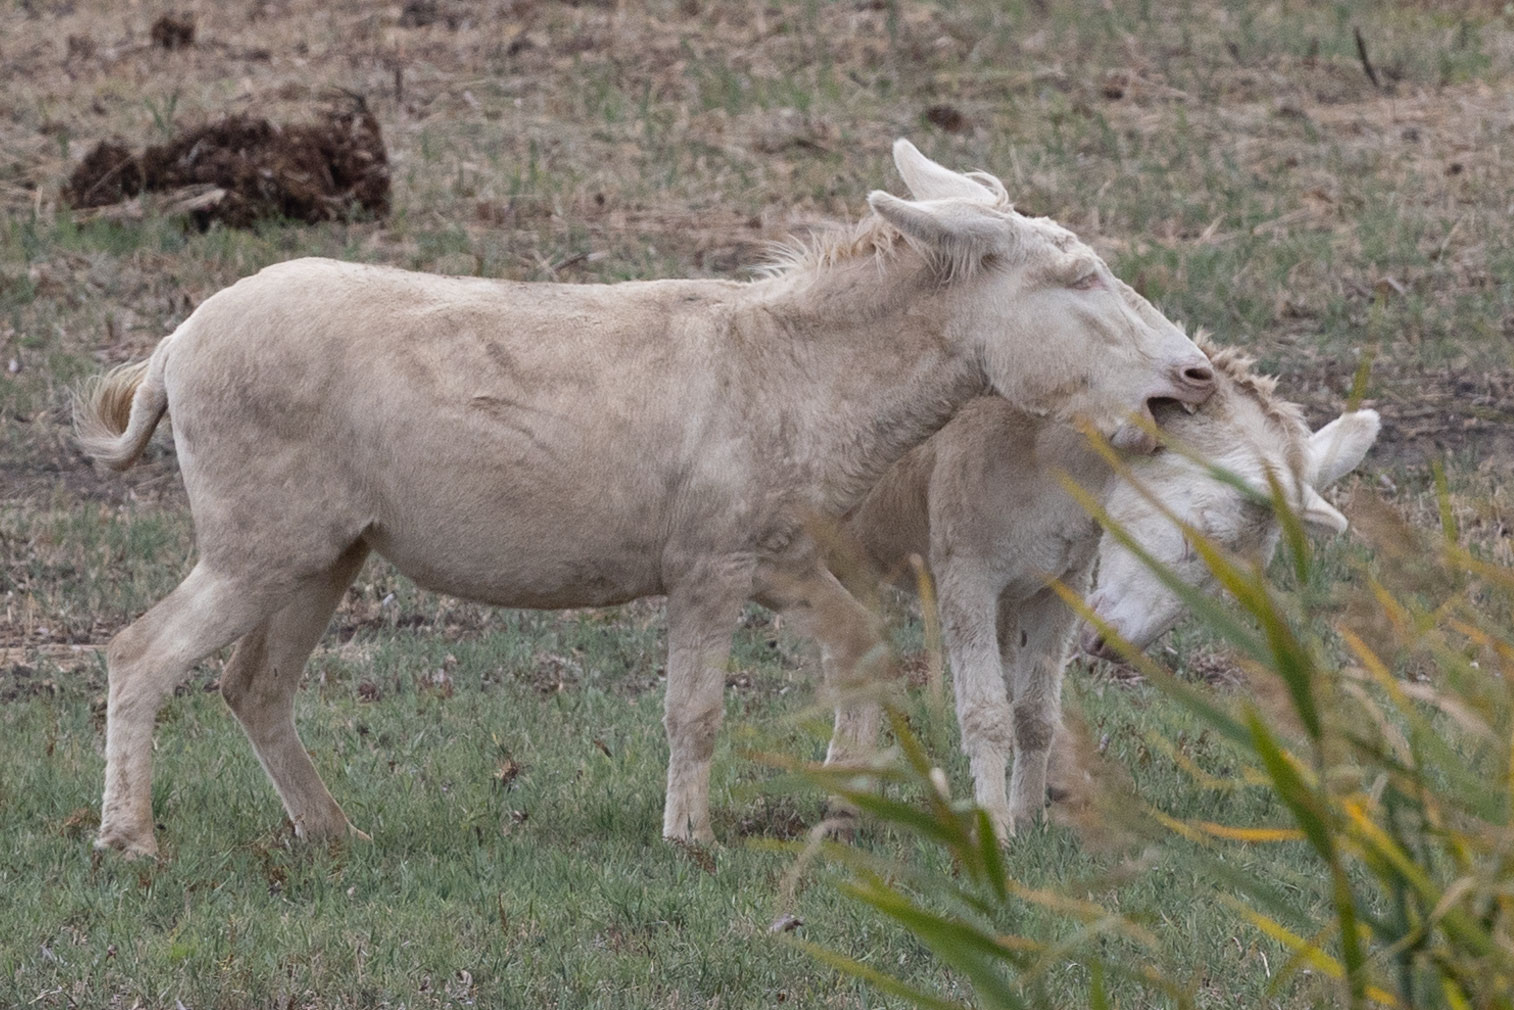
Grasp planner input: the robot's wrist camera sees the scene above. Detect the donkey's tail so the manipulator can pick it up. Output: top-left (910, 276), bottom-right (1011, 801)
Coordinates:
top-left (73, 331), bottom-right (177, 471)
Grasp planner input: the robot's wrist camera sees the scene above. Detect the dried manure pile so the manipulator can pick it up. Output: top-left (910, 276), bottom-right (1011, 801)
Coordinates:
top-left (64, 103), bottom-right (389, 228)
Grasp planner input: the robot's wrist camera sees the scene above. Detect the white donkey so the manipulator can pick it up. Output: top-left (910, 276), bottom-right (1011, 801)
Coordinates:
top-left (840, 337), bottom-right (1379, 838)
top-left (74, 140), bottom-right (1216, 857)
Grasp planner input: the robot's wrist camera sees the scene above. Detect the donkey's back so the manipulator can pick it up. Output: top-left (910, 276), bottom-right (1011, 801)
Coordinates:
top-left (106, 258), bottom-right (756, 607)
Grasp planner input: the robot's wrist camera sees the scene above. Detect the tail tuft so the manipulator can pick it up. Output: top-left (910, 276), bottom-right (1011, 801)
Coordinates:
top-left (73, 359), bottom-right (163, 470)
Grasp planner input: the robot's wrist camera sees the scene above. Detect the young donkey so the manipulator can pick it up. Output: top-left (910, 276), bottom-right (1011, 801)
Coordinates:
top-left (75, 140), bottom-right (1217, 857)
top-left (842, 337), bottom-right (1380, 838)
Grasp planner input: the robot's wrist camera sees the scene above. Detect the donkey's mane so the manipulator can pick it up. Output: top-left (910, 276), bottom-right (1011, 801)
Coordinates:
top-left (759, 182), bottom-right (1018, 282)
top-left (1193, 329), bottom-right (1311, 474)
top-left (756, 214), bottom-right (907, 279)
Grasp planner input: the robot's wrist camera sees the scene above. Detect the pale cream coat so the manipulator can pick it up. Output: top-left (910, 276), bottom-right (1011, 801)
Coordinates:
top-left (75, 141), bottom-right (1215, 855)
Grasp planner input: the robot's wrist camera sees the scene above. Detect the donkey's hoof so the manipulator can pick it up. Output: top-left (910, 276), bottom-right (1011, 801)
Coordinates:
top-left (94, 828), bottom-right (158, 859)
top-left (1007, 808), bottom-right (1048, 837)
top-left (662, 826), bottom-right (717, 847)
top-left (291, 809), bottom-right (366, 845)
top-left (982, 815), bottom-right (1014, 847)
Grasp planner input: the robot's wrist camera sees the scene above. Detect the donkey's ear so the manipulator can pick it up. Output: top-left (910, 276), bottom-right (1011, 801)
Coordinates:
top-left (1308, 409), bottom-right (1381, 487)
top-left (892, 138), bottom-right (1001, 203)
top-left (1300, 485), bottom-right (1350, 535)
top-left (868, 191), bottom-right (1009, 272)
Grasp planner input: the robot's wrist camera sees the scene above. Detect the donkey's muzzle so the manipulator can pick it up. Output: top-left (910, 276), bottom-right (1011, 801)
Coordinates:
top-left (1167, 359), bottom-right (1216, 404)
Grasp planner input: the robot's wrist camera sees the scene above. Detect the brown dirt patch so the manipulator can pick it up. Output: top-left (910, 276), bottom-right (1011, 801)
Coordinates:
top-left (65, 102), bottom-right (390, 229)
top-left (63, 140), bottom-right (142, 208)
top-left (727, 794), bottom-right (811, 841)
top-left (397, 0), bottom-right (476, 30)
top-left (0, 663), bottom-right (63, 702)
top-left (149, 13), bottom-right (195, 51)
top-left (1363, 369), bottom-right (1514, 469)
top-left (0, 454), bottom-right (185, 507)
top-left (1283, 356), bottom-right (1514, 470)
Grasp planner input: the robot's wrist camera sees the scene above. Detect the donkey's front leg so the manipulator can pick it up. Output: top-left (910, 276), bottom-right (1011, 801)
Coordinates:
top-left (1002, 586), bottom-right (1081, 830)
top-left (661, 579), bottom-right (746, 844)
top-left (938, 565), bottom-right (1015, 840)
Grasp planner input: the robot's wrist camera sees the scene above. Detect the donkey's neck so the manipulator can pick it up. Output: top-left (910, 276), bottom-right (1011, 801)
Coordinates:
top-left (744, 255), bottom-right (989, 514)
top-left (1039, 421), bottom-right (1122, 507)
top-left (812, 351), bottom-right (987, 511)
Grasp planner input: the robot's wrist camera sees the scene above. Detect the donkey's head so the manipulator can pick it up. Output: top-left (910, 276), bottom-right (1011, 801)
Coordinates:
top-left (1081, 341), bottom-right (1381, 657)
top-left (869, 140), bottom-right (1215, 452)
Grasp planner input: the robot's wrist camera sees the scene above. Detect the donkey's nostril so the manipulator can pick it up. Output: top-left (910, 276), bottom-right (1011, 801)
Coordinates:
top-left (1169, 361), bottom-right (1216, 404)
top-left (1182, 363), bottom-right (1215, 387)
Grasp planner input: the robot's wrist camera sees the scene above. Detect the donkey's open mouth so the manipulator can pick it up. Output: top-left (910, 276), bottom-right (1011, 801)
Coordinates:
top-left (1108, 398), bottom-right (1175, 454)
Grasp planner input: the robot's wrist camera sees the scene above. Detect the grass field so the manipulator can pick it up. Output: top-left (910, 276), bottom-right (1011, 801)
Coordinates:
top-left (4, 1), bottom-right (1514, 1007)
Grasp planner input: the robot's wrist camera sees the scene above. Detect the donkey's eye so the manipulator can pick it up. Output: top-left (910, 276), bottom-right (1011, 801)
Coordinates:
top-left (1070, 271), bottom-right (1103, 291)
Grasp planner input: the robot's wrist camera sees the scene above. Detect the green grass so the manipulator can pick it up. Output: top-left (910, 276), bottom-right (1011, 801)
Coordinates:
top-left (4, 0), bottom-right (1514, 1006)
top-left (0, 527), bottom-right (1398, 1008)
top-left (1, 601), bottom-right (1358, 1009)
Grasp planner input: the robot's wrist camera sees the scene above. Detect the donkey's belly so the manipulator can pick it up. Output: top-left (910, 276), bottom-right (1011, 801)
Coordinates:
top-left (362, 502), bottom-right (668, 610)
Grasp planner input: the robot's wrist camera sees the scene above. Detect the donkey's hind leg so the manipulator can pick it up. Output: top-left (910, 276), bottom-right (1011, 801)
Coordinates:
top-left (220, 542), bottom-right (370, 844)
top-left (98, 563), bottom-right (289, 857)
top-left (755, 558), bottom-right (891, 833)
top-left (763, 566), bottom-right (889, 767)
